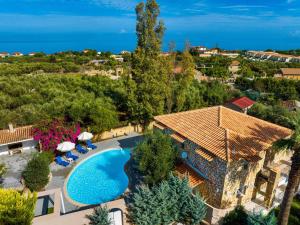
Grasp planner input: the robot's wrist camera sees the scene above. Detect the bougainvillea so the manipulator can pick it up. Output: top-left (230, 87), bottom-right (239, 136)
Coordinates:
top-left (33, 119), bottom-right (80, 152)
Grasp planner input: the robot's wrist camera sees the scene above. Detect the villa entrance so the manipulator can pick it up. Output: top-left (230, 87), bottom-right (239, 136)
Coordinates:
top-left (251, 167), bottom-right (281, 208)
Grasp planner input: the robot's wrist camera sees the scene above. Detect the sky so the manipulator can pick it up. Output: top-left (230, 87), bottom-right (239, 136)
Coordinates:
top-left (0, 0), bottom-right (299, 53)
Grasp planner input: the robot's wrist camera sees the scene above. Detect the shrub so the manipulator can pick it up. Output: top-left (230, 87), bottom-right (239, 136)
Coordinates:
top-left (222, 205), bottom-right (248, 225)
top-left (33, 119), bottom-right (80, 152)
top-left (129, 174), bottom-right (206, 225)
top-left (223, 206), bottom-right (277, 225)
top-left (133, 130), bottom-right (177, 185)
top-left (0, 163), bottom-right (6, 178)
top-left (86, 206), bottom-right (111, 225)
top-left (0, 189), bottom-right (37, 225)
top-left (22, 153), bottom-right (50, 191)
top-left (0, 163), bottom-right (6, 187)
top-left (39, 151), bottom-right (55, 164)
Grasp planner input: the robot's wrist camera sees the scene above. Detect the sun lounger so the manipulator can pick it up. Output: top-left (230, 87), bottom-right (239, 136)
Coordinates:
top-left (66, 151), bottom-right (79, 161)
top-left (55, 156), bottom-right (70, 167)
top-left (86, 140), bottom-right (97, 150)
top-left (76, 144), bottom-right (88, 154)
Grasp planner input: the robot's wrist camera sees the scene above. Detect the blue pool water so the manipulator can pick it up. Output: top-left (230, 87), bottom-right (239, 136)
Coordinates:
top-left (66, 149), bottom-right (131, 205)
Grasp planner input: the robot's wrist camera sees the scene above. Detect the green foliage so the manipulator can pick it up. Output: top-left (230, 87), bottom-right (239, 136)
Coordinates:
top-left (86, 206), bottom-right (111, 225)
top-left (0, 189), bottom-right (37, 225)
top-left (236, 77), bottom-right (299, 101)
top-left (222, 205), bottom-right (248, 225)
top-left (0, 75), bottom-right (120, 130)
top-left (39, 151), bottom-right (55, 164)
top-left (129, 174), bottom-right (206, 225)
top-left (248, 212), bottom-right (277, 225)
top-left (0, 164), bottom-right (6, 178)
top-left (274, 196), bottom-right (300, 225)
top-left (222, 206), bottom-right (277, 225)
top-left (133, 130), bottom-right (177, 185)
top-left (0, 163), bottom-right (6, 187)
top-left (130, 0), bottom-right (170, 124)
top-left (248, 103), bottom-right (293, 128)
top-left (22, 153), bottom-right (50, 191)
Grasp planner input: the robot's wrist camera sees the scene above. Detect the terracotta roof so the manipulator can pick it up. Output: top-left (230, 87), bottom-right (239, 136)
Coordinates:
top-left (281, 68), bottom-right (300, 76)
top-left (170, 133), bottom-right (186, 143)
top-left (0, 126), bottom-right (33, 145)
top-left (195, 148), bottom-right (215, 161)
top-left (230, 60), bottom-right (240, 66)
top-left (153, 122), bottom-right (166, 130)
top-left (175, 163), bottom-right (205, 188)
top-left (229, 96), bottom-right (255, 109)
top-left (154, 106), bottom-right (292, 162)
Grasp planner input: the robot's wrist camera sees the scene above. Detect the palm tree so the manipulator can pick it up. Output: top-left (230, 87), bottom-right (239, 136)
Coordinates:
top-left (273, 115), bottom-right (300, 225)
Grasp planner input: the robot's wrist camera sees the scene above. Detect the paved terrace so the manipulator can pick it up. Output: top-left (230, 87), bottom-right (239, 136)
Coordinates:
top-left (0, 133), bottom-right (143, 214)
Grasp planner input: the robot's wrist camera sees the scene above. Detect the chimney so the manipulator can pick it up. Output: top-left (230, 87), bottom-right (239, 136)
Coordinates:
top-left (8, 123), bottom-right (15, 133)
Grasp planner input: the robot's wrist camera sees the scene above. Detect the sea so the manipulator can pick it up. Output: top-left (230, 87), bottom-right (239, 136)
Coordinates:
top-left (0, 31), bottom-right (298, 54)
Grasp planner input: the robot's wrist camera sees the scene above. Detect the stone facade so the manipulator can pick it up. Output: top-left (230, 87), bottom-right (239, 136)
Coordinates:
top-left (156, 124), bottom-right (292, 210)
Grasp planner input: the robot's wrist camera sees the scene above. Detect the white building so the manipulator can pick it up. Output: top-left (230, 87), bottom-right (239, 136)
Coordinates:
top-left (0, 124), bottom-right (37, 156)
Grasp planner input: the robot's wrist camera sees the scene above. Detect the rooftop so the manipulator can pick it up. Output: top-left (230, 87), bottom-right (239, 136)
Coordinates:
top-left (281, 68), bottom-right (300, 75)
top-left (154, 106), bottom-right (291, 162)
top-left (175, 163), bottom-right (205, 188)
top-left (228, 96), bottom-right (255, 109)
top-left (0, 125), bottom-right (33, 145)
top-left (230, 60), bottom-right (240, 66)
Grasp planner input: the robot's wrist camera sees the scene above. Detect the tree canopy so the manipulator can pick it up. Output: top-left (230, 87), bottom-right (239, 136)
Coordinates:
top-left (0, 189), bottom-right (37, 225)
top-left (129, 174), bottom-right (206, 225)
top-left (133, 130), bottom-right (177, 185)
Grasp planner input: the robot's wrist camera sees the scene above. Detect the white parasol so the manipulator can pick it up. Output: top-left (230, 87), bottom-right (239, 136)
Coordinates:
top-left (77, 132), bottom-right (93, 141)
top-left (56, 141), bottom-right (75, 152)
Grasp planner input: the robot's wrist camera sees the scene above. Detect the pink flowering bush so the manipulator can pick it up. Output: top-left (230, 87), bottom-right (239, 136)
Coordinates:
top-left (33, 119), bottom-right (80, 152)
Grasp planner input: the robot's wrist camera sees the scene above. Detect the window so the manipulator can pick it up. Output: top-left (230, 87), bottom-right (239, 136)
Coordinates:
top-left (8, 142), bottom-right (22, 150)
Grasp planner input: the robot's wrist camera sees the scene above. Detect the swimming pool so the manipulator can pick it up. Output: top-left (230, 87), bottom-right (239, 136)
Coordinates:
top-left (66, 149), bottom-right (131, 205)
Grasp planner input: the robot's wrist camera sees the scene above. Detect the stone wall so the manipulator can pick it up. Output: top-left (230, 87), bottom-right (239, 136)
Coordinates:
top-left (221, 151), bottom-right (266, 208)
top-left (180, 139), bottom-right (227, 208)
top-left (93, 123), bottom-right (144, 141)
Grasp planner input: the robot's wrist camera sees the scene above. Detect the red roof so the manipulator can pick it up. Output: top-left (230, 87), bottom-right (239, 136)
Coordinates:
top-left (229, 96), bottom-right (255, 109)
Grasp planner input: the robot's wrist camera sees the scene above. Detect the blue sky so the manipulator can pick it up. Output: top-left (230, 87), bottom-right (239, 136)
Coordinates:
top-left (0, 0), bottom-right (299, 52)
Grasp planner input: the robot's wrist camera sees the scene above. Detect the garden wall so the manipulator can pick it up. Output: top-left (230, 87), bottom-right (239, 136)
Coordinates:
top-left (93, 122), bottom-right (154, 141)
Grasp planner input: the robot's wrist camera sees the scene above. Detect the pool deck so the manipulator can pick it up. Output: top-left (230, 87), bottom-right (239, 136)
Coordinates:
top-left (33, 196), bottom-right (129, 225)
top-left (48, 132), bottom-right (143, 213)
top-left (0, 133), bottom-right (143, 217)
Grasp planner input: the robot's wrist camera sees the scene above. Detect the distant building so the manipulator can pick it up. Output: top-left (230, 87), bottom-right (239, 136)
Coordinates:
top-left (219, 52), bottom-right (239, 58)
top-left (160, 52), bottom-right (171, 57)
top-left (191, 46), bottom-right (207, 54)
top-left (280, 68), bottom-right (300, 80)
top-left (246, 51), bottom-right (299, 63)
top-left (199, 53), bottom-right (212, 58)
top-left (225, 96), bottom-right (255, 114)
top-left (281, 100), bottom-right (300, 111)
top-left (12, 52), bottom-right (23, 57)
top-left (110, 55), bottom-right (124, 62)
top-left (0, 124), bottom-right (37, 156)
top-left (28, 52), bottom-right (36, 56)
top-left (90, 59), bottom-right (109, 65)
top-left (228, 60), bottom-right (241, 74)
top-left (0, 52), bottom-right (9, 58)
top-left (121, 50), bottom-right (130, 55)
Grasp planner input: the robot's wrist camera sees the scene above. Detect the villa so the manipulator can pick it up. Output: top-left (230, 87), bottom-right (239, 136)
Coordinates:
top-left (280, 68), bottom-right (300, 80)
top-left (154, 106), bottom-right (292, 212)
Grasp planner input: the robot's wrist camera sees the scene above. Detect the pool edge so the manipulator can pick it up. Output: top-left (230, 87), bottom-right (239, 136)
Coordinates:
top-left (63, 147), bottom-right (127, 207)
